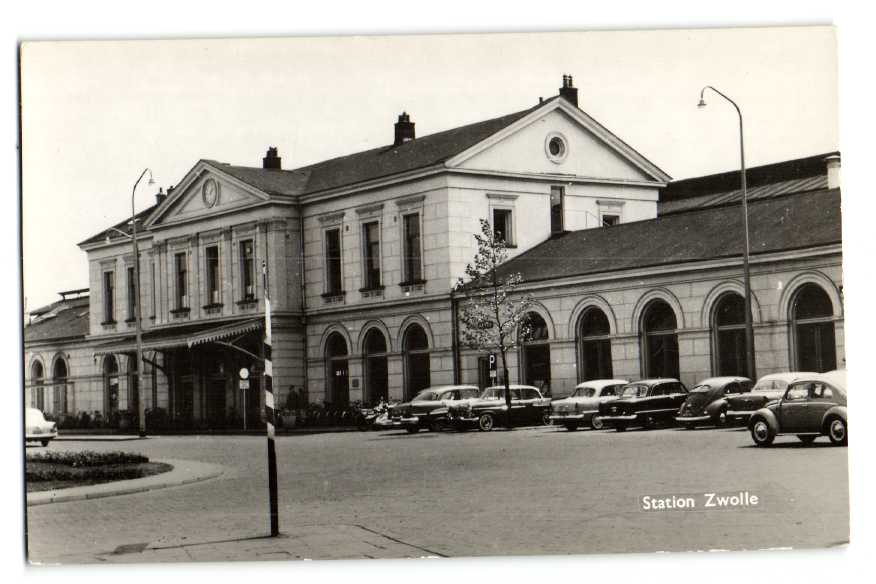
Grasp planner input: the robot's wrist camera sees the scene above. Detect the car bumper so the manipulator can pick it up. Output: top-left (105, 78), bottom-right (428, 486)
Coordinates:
top-left (726, 410), bottom-right (754, 420)
top-left (25, 430), bottom-right (57, 441)
top-left (399, 416), bottom-right (421, 426)
top-left (599, 414), bottom-right (637, 422)
top-left (550, 413), bottom-right (586, 421)
top-left (675, 415), bottom-right (712, 423)
top-left (375, 417), bottom-right (403, 428)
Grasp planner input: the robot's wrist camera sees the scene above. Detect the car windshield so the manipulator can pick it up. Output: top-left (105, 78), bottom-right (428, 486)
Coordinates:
top-left (620, 385), bottom-right (648, 398)
top-left (572, 387), bottom-right (596, 398)
top-left (412, 390), bottom-right (440, 401)
top-left (690, 384), bottom-right (712, 393)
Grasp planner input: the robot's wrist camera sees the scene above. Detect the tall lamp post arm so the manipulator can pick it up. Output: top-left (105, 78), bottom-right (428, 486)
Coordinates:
top-left (697, 86), bottom-right (756, 381)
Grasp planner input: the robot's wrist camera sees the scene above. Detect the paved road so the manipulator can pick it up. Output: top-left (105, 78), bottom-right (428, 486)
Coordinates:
top-left (25, 423), bottom-right (849, 563)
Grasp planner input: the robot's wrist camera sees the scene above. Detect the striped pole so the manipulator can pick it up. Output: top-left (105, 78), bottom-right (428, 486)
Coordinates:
top-left (262, 260), bottom-right (279, 536)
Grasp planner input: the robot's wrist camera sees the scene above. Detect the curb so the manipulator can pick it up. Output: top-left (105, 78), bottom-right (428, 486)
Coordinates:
top-left (26, 459), bottom-right (225, 507)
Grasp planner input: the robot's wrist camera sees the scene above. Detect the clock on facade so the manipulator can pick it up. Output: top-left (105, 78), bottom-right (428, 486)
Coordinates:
top-left (202, 178), bottom-right (220, 207)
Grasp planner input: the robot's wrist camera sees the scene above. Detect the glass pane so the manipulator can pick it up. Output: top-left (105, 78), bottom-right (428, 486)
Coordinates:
top-left (404, 324), bottom-right (429, 350)
top-left (325, 332), bottom-right (348, 357)
top-left (793, 284), bottom-right (833, 320)
top-left (644, 300), bottom-right (676, 332)
top-left (715, 294), bottom-right (745, 326)
top-left (580, 308), bottom-right (610, 337)
top-left (363, 329), bottom-right (387, 354)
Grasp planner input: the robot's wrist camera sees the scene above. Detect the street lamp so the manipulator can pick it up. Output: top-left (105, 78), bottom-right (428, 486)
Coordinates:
top-left (697, 86), bottom-right (756, 381)
top-left (131, 169), bottom-right (154, 438)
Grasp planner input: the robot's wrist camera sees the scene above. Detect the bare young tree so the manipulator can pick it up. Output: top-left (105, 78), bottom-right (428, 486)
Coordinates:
top-left (455, 218), bottom-right (535, 429)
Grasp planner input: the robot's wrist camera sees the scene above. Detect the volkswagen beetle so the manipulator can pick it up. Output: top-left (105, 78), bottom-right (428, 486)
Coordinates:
top-left (725, 372), bottom-right (816, 424)
top-left (675, 376), bottom-right (752, 429)
top-left (748, 370), bottom-right (847, 446)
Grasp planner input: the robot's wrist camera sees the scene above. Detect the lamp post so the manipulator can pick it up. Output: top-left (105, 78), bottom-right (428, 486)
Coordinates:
top-left (131, 169), bottom-right (154, 437)
top-left (697, 86), bottom-right (756, 381)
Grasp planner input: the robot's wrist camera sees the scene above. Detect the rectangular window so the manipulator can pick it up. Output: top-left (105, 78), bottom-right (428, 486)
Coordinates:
top-left (550, 186), bottom-right (565, 233)
top-left (402, 213), bottom-right (422, 283)
top-left (175, 252), bottom-right (188, 309)
top-left (362, 221), bottom-right (381, 289)
top-left (127, 266), bottom-right (136, 320)
top-left (206, 245), bottom-right (220, 305)
top-left (602, 214), bottom-right (620, 227)
top-left (240, 239), bottom-right (255, 300)
top-left (492, 208), bottom-right (513, 245)
top-left (150, 261), bottom-right (156, 317)
top-left (103, 271), bottom-right (115, 323)
top-left (325, 228), bottom-right (343, 294)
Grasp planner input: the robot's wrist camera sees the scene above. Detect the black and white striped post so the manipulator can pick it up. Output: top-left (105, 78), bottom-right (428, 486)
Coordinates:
top-left (262, 260), bottom-right (279, 536)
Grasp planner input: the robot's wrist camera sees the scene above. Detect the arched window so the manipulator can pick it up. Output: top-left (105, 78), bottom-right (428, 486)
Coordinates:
top-left (792, 284), bottom-right (836, 372)
top-left (53, 358), bottom-right (69, 415)
top-left (641, 300), bottom-right (680, 379)
top-left (30, 361), bottom-right (45, 411)
top-left (712, 293), bottom-right (750, 377)
top-left (403, 324), bottom-right (430, 399)
top-left (127, 354), bottom-right (140, 419)
top-left (578, 307), bottom-right (613, 381)
top-left (104, 355), bottom-right (120, 418)
top-left (325, 332), bottom-right (350, 406)
top-left (521, 312), bottom-right (552, 395)
top-left (362, 329), bottom-right (389, 405)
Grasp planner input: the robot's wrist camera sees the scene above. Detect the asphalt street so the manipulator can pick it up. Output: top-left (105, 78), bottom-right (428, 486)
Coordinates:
top-left (25, 423), bottom-right (849, 563)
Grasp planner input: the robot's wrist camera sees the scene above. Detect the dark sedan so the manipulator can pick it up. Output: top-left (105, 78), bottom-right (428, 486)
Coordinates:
top-left (447, 385), bottom-right (551, 431)
top-left (598, 379), bottom-right (688, 431)
top-left (385, 385), bottom-right (481, 433)
top-left (675, 376), bottom-right (752, 428)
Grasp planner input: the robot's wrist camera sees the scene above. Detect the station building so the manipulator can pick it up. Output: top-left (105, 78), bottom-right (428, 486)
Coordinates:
top-left (23, 77), bottom-right (844, 429)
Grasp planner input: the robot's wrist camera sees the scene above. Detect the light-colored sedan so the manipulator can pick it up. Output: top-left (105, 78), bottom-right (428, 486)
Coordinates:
top-left (549, 379), bottom-right (628, 430)
top-left (25, 408), bottom-right (58, 446)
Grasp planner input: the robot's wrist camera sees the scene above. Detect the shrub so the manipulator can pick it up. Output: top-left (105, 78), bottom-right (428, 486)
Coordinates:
top-left (26, 450), bottom-right (149, 467)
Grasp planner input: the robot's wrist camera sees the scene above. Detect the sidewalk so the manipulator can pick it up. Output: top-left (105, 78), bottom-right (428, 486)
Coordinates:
top-left (26, 459), bottom-right (225, 506)
top-left (31, 524), bottom-right (446, 564)
top-left (54, 426), bottom-right (364, 440)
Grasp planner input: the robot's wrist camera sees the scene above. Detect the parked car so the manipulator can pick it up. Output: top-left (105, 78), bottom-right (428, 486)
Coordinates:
top-left (748, 370), bottom-right (847, 446)
top-left (25, 408), bottom-right (57, 446)
top-left (384, 385), bottom-right (482, 433)
top-left (725, 372), bottom-right (817, 424)
top-left (598, 379), bottom-right (688, 431)
top-left (447, 385), bottom-right (552, 431)
top-left (549, 379), bottom-right (628, 430)
top-left (675, 376), bottom-right (752, 429)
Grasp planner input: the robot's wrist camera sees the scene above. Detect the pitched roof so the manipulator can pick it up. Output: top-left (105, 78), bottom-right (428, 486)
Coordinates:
top-left (79, 204), bottom-right (158, 247)
top-left (489, 188), bottom-right (841, 285)
top-left (659, 152), bottom-right (837, 215)
top-left (25, 296), bottom-right (90, 343)
top-left (208, 103), bottom-right (543, 198)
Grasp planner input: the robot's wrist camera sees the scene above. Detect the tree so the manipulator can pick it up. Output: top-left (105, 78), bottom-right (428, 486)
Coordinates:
top-left (455, 218), bottom-right (536, 429)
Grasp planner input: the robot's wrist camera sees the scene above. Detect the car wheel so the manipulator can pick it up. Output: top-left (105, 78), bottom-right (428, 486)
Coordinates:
top-left (564, 422), bottom-right (578, 431)
top-left (750, 418), bottom-right (775, 447)
top-left (40, 439), bottom-right (49, 447)
top-left (591, 416), bottom-right (605, 430)
top-left (714, 407), bottom-right (728, 426)
top-left (541, 411), bottom-right (552, 426)
top-left (615, 422), bottom-right (627, 432)
top-left (642, 416), bottom-right (656, 430)
top-left (478, 413), bottom-right (495, 432)
top-left (797, 435), bottom-right (817, 445)
top-left (827, 417), bottom-right (848, 446)
top-left (405, 426), bottom-right (419, 434)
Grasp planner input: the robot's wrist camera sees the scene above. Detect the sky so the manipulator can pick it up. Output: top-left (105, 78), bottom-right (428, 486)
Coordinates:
top-left (20, 26), bottom-right (839, 309)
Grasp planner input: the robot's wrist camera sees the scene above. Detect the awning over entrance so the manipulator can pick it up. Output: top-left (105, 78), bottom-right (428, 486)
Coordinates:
top-left (91, 318), bottom-right (263, 358)
top-left (187, 318), bottom-right (262, 348)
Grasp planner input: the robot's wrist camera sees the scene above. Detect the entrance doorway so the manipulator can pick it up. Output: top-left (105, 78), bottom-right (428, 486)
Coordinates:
top-left (521, 312), bottom-right (551, 395)
top-left (325, 332), bottom-right (350, 406)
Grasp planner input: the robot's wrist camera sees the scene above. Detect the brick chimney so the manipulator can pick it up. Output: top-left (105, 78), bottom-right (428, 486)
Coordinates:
top-left (824, 154), bottom-right (841, 189)
top-left (263, 147), bottom-right (282, 170)
top-left (155, 187), bottom-right (167, 206)
top-left (559, 74), bottom-right (578, 107)
top-left (393, 112), bottom-right (415, 146)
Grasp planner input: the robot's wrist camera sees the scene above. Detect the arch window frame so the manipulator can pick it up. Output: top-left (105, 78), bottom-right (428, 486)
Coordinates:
top-left (790, 283), bottom-right (837, 372)
top-left (577, 306), bottom-right (614, 381)
top-left (711, 292), bottom-right (750, 377)
top-left (640, 299), bottom-right (680, 379)
top-left (402, 323), bottom-right (431, 400)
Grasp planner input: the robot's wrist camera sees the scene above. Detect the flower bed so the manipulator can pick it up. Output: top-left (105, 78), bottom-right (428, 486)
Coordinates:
top-left (26, 450), bottom-right (172, 493)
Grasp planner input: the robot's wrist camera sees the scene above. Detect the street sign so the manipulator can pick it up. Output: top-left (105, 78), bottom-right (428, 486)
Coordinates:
top-left (240, 379), bottom-right (250, 390)
top-left (489, 353), bottom-right (497, 378)
top-left (239, 367), bottom-right (250, 380)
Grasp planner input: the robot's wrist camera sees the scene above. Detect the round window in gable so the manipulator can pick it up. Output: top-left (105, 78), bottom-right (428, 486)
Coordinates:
top-left (545, 132), bottom-right (569, 164)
